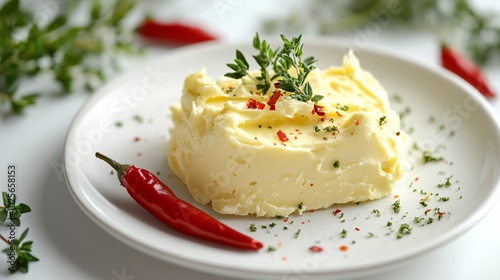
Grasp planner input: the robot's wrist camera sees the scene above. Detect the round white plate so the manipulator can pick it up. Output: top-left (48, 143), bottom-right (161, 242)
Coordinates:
top-left (64, 38), bottom-right (500, 279)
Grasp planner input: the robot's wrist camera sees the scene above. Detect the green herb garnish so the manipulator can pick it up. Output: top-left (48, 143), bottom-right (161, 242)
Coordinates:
top-left (336, 103), bottom-right (349, 111)
top-left (225, 33), bottom-right (323, 103)
top-left (391, 199), bottom-right (401, 214)
top-left (397, 223), bottom-right (412, 239)
top-left (422, 151), bottom-right (444, 163)
top-left (323, 125), bottom-right (338, 132)
top-left (249, 223), bottom-right (257, 232)
top-left (437, 176), bottom-right (453, 188)
top-left (378, 115), bottom-right (387, 126)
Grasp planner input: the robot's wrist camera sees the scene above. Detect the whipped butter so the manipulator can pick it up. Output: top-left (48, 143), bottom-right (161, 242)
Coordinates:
top-left (168, 51), bottom-right (404, 217)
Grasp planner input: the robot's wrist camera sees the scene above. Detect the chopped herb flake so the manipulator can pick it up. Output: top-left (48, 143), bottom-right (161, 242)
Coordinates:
top-left (341, 228), bottom-right (347, 238)
top-left (250, 223), bottom-right (257, 232)
top-left (422, 150), bottom-right (444, 163)
top-left (391, 199), bottom-right (401, 214)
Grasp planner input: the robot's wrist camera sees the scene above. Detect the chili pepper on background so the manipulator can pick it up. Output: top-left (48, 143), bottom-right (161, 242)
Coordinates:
top-left (440, 44), bottom-right (496, 99)
top-left (137, 20), bottom-right (217, 45)
top-left (95, 152), bottom-right (263, 251)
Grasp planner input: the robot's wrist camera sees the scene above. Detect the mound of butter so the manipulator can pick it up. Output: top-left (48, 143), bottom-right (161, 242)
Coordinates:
top-left (168, 51), bottom-right (404, 217)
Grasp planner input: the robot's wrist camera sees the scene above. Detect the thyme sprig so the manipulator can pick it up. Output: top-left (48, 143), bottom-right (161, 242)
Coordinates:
top-left (0, 0), bottom-right (138, 115)
top-left (1, 228), bottom-right (38, 273)
top-left (225, 33), bottom-right (323, 103)
top-left (0, 191), bottom-right (37, 273)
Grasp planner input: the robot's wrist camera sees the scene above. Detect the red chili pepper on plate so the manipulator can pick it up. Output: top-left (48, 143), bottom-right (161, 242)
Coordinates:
top-left (440, 44), bottom-right (496, 99)
top-left (95, 152), bottom-right (263, 251)
top-left (138, 20), bottom-right (217, 45)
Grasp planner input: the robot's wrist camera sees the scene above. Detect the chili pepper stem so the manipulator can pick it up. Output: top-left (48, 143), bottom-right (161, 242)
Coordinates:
top-left (95, 152), bottom-right (131, 184)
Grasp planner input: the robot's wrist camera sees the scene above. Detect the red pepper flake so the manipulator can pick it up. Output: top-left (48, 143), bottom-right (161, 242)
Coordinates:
top-left (246, 98), bottom-right (265, 110)
top-left (340, 245), bottom-right (349, 252)
top-left (354, 119), bottom-right (359, 126)
top-left (425, 209), bottom-right (431, 214)
top-left (282, 256), bottom-right (288, 262)
top-left (283, 218), bottom-right (288, 223)
top-left (355, 227), bottom-right (360, 231)
top-left (333, 209), bottom-right (342, 216)
top-left (336, 111), bottom-right (343, 117)
top-left (396, 131), bottom-right (401, 136)
top-left (267, 90), bottom-right (282, 110)
top-left (394, 195), bottom-right (399, 199)
top-left (277, 130), bottom-right (289, 142)
top-left (415, 177), bottom-right (419, 182)
top-left (310, 183), bottom-right (314, 186)
top-left (311, 104), bottom-right (326, 116)
top-left (133, 136), bottom-right (141, 142)
top-left (278, 242), bottom-right (283, 247)
top-left (309, 246), bottom-right (323, 253)
top-left (301, 221), bottom-right (305, 224)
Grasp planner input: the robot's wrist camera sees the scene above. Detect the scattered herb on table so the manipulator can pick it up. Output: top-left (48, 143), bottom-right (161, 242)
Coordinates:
top-left (263, 0), bottom-right (500, 66)
top-left (0, 192), bottom-right (37, 273)
top-left (0, 0), bottom-right (139, 115)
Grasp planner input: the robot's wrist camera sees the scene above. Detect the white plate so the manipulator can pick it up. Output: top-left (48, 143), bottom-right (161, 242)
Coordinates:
top-left (64, 39), bottom-right (500, 279)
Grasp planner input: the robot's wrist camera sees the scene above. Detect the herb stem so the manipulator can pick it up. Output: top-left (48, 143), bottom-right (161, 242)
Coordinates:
top-left (0, 233), bottom-right (9, 245)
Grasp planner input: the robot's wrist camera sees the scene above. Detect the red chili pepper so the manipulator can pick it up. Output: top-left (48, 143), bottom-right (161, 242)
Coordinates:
top-left (440, 44), bottom-right (496, 99)
top-left (95, 152), bottom-right (263, 251)
top-left (137, 20), bottom-right (217, 45)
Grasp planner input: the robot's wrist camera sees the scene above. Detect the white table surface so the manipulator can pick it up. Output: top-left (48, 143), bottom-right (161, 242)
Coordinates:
top-left (2, 1), bottom-right (500, 279)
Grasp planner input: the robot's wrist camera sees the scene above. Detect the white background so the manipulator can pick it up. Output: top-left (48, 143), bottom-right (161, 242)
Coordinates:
top-left (1, 0), bottom-right (500, 279)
